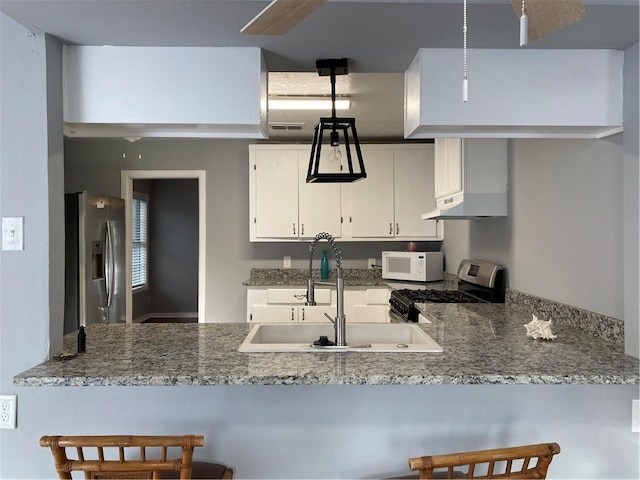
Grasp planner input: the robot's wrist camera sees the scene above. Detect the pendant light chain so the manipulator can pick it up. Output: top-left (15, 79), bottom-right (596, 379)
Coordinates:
top-left (462, 0), bottom-right (468, 102)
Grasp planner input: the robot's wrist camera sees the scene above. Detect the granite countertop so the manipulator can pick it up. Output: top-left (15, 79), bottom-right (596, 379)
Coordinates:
top-left (14, 304), bottom-right (639, 387)
top-left (243, 268), bottom-right (391, 287)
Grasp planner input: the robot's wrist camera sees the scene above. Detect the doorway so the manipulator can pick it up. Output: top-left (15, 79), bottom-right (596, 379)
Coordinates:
top-left (121, 170), bottom-right (206, 323)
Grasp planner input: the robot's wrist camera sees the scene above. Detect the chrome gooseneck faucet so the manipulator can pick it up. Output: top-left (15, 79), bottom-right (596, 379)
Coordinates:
top-left (306, 232), bottom-right (346, 347)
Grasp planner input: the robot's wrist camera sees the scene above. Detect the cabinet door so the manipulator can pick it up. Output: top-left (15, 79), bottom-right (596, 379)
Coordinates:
top-left (298, 148), bottom-right (342, 238)
top-left (299, 306), bottom-right (335, 323)
top-left (250, 305), bottom-right (297, 323)
top-left (394, 148), bottom-right (438, 238)
top-left (351, 305), bottom-right (391, 323)
top-left (434, 138), bottom-right (463, 199)
top-left (253, 149), bottom-right (299, 238)
top-left (344, 148), bottom-right (395, 238)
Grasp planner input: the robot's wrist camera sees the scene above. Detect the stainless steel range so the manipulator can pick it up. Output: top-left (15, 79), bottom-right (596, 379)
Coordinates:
top-left (389, 259), bottom-right (505, 322)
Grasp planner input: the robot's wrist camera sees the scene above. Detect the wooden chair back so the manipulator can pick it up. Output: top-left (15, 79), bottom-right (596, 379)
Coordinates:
top-left (409, 442), bottom-right (560, 479)
top-left (40, 435), bottom-right (204, 480)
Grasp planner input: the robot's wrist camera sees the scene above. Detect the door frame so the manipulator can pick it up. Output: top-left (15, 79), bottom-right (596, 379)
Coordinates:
top-left (121, 170), bottom-right (206, 323)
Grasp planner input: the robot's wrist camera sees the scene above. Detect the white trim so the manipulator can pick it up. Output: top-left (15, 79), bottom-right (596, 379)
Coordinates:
top-left (121, 170), bottom-right (207, 324)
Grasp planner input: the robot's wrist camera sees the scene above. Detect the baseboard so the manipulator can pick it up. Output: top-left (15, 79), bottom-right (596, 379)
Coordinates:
top-left (133, 312), bottom-right (198, 323)
top-left (150, 312), bottom-right (198, 318)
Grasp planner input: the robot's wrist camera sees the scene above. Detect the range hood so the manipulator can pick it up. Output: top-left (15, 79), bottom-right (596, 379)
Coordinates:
top-left (424, 139), bottom-right (508, 220)
top-left (422, 193), bottom-right (508, 220)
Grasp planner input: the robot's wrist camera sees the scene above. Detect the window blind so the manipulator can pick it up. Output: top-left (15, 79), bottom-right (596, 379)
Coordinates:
top-left (132, 195), bottom-right (148, 289)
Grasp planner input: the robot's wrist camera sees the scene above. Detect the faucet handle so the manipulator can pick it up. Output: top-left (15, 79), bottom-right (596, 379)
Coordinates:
top-left (323, 313), bottom-right (336, 325)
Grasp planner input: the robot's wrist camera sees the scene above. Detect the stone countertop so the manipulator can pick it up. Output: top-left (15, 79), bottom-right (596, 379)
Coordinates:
top-left (243, 268), bottom-right (392, 287)
top-left (14, 304), bottom-right (639, 387)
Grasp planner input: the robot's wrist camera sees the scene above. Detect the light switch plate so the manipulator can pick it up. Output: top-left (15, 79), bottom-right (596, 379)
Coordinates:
top-left (2, 217), bottom-right (24, 251)
top-left (633, 399), bottom-right (639, 433)
top-left (283, 256), bottom-right (291, 269)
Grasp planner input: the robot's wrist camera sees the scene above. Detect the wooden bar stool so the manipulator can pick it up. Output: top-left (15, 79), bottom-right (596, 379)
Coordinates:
top-left (409, 442), bottom-right (560, 479)
top-left (40, 435), bottom-right (233, 479)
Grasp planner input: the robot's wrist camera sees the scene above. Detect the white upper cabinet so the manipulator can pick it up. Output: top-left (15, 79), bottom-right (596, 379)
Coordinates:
top-left (249, 144), bottom-right (442, 242)
top-left (64, 46), bottom-right (268, 138)
top-left (298, 147), bottom-right (342, 238)
top-left (251, 148), bottom-right (299, 239)
top-left (249, 145), bottom-right (341, 240)
top-left (434, 138), bottom-right (463, 199)
top-left (343, 148), bottom-right (395, 238)
top-left (394, 145), bottom-right (438, 237)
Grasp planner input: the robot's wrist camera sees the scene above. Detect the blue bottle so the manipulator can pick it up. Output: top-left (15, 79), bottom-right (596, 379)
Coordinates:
top-left (320, 250), bottom-right (330, 280)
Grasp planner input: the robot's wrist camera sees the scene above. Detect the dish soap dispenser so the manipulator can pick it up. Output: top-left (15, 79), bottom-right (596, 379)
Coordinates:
top-left (320, 250), bottom-right (330, 280)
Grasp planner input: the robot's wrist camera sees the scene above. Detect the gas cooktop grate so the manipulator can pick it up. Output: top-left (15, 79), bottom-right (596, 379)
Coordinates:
top-left (394, 289), bottom-right (481, 304)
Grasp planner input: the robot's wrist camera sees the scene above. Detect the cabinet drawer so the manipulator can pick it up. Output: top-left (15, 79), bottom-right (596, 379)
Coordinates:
top-left (266, 288), bottom-right (331, 304)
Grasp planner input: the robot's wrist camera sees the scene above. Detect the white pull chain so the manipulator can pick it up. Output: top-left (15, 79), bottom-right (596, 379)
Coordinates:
top-left (463, 0), bottom-right (468, 102)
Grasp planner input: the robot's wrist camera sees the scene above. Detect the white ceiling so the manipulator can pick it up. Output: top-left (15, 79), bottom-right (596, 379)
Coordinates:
top-left (1, 0), bottom-right (638, 140)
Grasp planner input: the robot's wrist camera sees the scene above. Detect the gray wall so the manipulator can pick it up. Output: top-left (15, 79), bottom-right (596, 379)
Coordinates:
top-left (442, 42), bottom-right (639, 358)
top-left (64, 136), bottom-right (432, 323)
top-left (443, 137), bottom-right (624, 318)
top-left (2, 13), bottom-right (638, 479)
top-left (622, 42), bottom-right (639, 357)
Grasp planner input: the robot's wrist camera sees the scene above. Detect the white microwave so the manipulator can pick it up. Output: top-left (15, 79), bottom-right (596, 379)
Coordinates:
top-left (381, 251), bottom-right (444, 282)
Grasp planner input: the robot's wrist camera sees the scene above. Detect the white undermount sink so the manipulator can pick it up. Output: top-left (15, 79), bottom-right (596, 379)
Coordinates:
top-left (238, 323), bottom-right (443, 353)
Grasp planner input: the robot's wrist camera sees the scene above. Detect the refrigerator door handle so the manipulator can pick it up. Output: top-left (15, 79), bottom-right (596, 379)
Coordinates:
top-left (105, 220), bottom-right (115, 308)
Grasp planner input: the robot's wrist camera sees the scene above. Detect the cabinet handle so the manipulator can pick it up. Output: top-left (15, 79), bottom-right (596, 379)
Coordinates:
top-left (396, 223), bottom-right (399, 235)
top-left (389, 223), bottom-right (392, 235)
top-left (291, 308), bottom-right (295, 322)
top-left (293, 223), bottom-right (296, 235)
top-left (301, 223), bottom-right (304, 236)
top-left (301, 308), bottom-right (305, 322)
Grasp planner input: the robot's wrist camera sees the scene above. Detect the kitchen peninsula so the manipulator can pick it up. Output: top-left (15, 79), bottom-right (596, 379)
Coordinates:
top-left (14, 303), bottom-right (639, 387)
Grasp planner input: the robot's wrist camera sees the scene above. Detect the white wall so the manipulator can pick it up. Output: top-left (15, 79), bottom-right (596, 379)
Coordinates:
top-left (1, 14), bottom-right (638, 479)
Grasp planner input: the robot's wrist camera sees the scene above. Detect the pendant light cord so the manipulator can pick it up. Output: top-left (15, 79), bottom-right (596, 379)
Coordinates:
top-left (330, 66), bottom-right (339, 136)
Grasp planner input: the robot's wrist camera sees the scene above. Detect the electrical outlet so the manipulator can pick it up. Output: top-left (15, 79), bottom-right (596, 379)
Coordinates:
top-left (283, 256), bottom-right (291, 269)
top-left (632, 399), bottom-right (639, 433)
top-left (0, 395), bottom-right (17, 429)
top-left (368, 258), bottom-right (377, 269)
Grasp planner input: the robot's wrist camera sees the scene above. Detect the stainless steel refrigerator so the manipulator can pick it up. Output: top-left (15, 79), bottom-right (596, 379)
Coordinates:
top-left (64, 191), bottom-right (126, 334)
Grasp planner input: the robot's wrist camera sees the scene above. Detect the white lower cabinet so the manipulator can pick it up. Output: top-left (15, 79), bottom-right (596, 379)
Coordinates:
top-left (250, 305), bottom-right (335, 323)
top-left (247, 288), bottom-right (333, 323)
top-left (247, 287), bottom-right (391, 324)
top-left (343, 288), bottom-right (392, 323)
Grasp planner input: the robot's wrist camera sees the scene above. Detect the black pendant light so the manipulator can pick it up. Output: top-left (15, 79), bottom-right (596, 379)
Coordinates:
top-left (306, 58), bottom-right (366, 183)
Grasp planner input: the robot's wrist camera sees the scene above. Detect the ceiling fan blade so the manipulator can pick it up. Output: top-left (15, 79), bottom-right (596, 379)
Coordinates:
top-left (241, 0), bottom-right (326, 35)
top-left (512, 0), bottom-right (586, 41)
